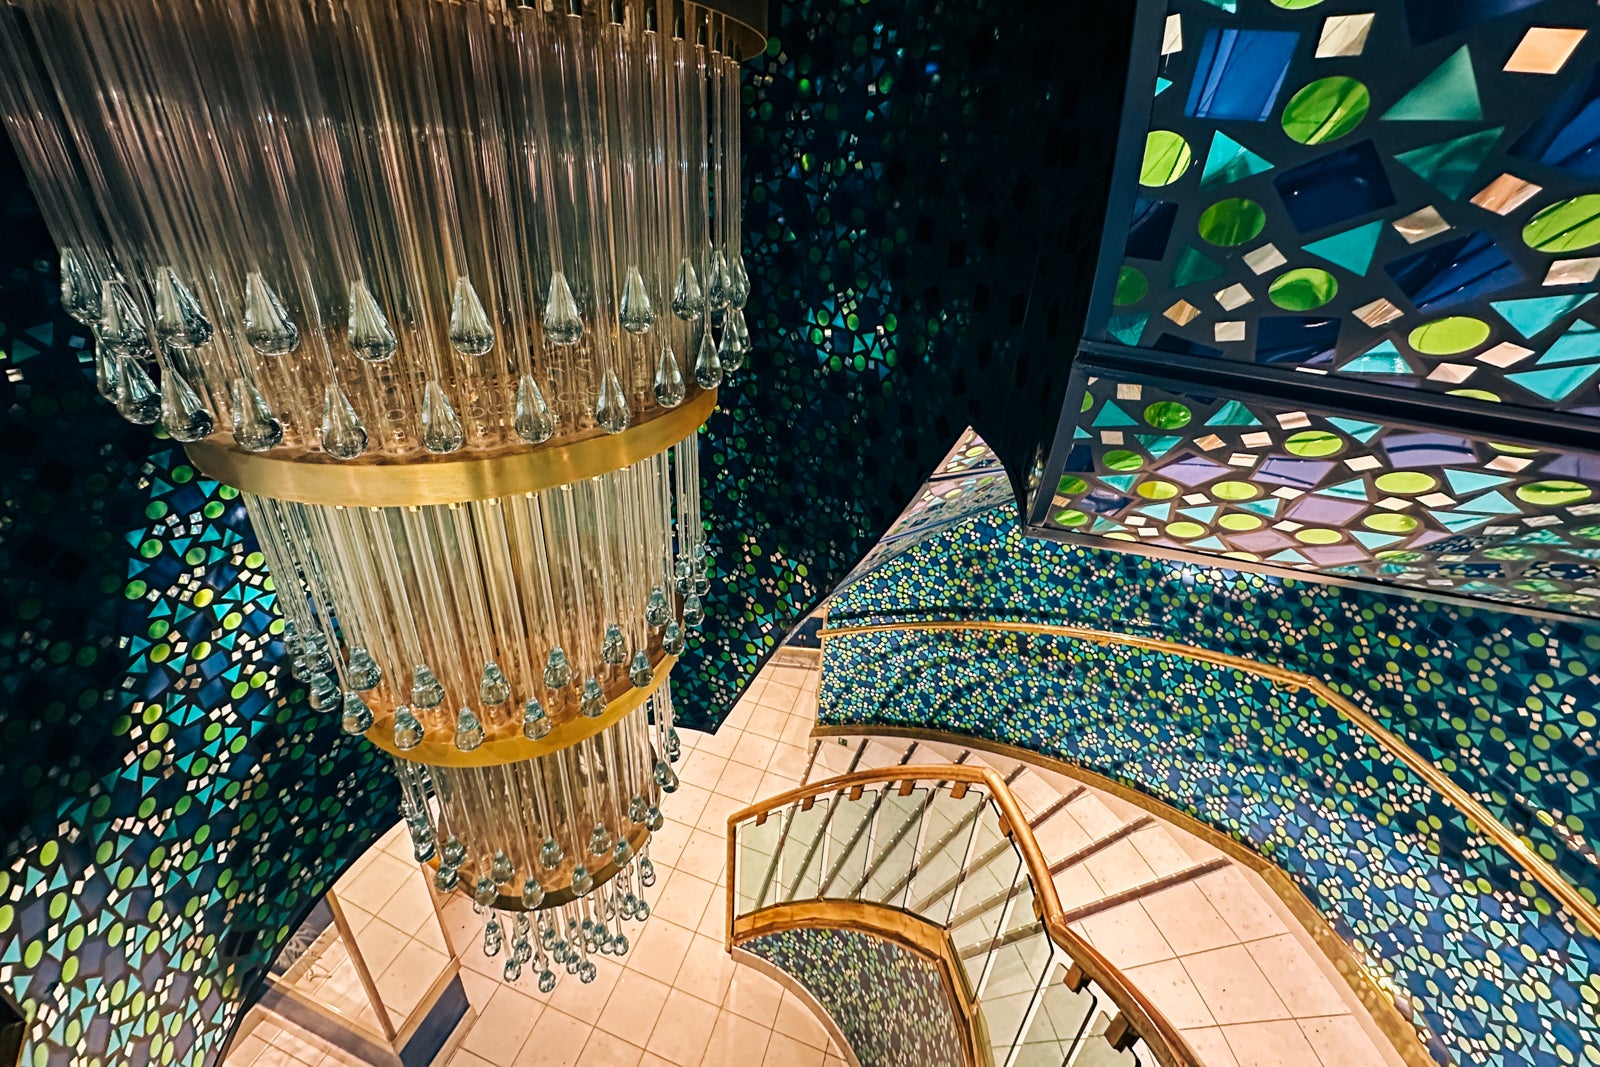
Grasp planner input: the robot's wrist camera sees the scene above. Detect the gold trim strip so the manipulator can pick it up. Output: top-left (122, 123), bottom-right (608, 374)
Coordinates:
top-left (184, 389), bottom-right (716, 508)
top-left (732, 900), bottom-right (985, 1067)
top-left (817, 620), bottom-right (1600, 939)
top-left (810, 724), bottom-right (1434, 1067)
top-left (726, 764), bottom-right (1203, 1067)
top-left (366, 656), bottom-right (675, 768)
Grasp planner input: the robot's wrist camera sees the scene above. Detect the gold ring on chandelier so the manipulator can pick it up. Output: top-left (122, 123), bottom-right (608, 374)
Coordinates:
top-left (182, 389), bottom-right (716, 508)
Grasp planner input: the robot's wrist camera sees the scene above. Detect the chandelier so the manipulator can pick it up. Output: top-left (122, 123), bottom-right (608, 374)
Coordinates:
top-left (0, 0), bottom-right (763, 992)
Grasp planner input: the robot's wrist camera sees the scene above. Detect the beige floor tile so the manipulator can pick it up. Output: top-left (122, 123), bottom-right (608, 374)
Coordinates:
top-left (1121, 959), bottom-right (1216, 1029)
top-left (1065, 794), bottom-right (1126, 838)
top-left (644, 989), bottom-right (721, 1065)
top-left (596, 970), bottom-right (672, 1043)
top-left (250, 1048), bottom-right (316, 1067)
top-left (1196, 868), bottom-right (1288, 943)
top-left (375, 939), bottom-right (450, 1018)
top-left (745, 706), bottom-right (792, 741)
top-left (763, 1031), bottom-right (828, 1067)
top-left (1176, 1026), bottom-right (1240, 1066)
top-left (1071, 902), bottom-right (1175, 968)
top-left (225, 1033), bottom-right (269, 1066)
top-left (1297, 1015), bottom-right (1391, 1067)
top-left (728, 731), bottom-right (776, 771)
top-left (722, 966), bottom-right (784, 1027)
top-left (779, 717), bottom-right (813, 750)
top-left (758, 770), bottom-right (799, 799)
top-left (581, 1030), bottom-right (646, 1066)
top-left (345, 919), bottom-right (411, 984)
top-left (695, 793), bottom-right (746, 838)
top-left (541, 956), bottom-right (622, 1024)
top-left (703, 1009), bottom-right (773, 1064)
top-left (1221, 1019), bottom-right (1321, 1067)
top-left (771, 992), bottom-right (833, 1051)
top-left (1245, 935), bottom-right (1351, 1018)
top-left (759, 681), bottom-right (801, 713)
top-left (1081, 838), bottom-right (1159, 895)
top-left (512, 1006), bottom-right (591, 1066)
top-left (461, 985), bottom-right (544, 1063)
top-left (677, 750), bottom-right (728, 792)
top-left (653, 872), bottom-right (717, 931)
top-left (626, 917), bottom-right (696, 985)
top-left (1032, 808), bottom-right (1093, 857)
top-left (459, 968), bottom-right (499, 1011)
top-left (638, 1055), bottom-right (677, 1067)
top-left (673, 829), bottom-right (728, 884)
top-left (674, 935), bottom-right (738, 1005)
top-left (1052, 864), bottom-right (1105, 912)
top-left (647, 819), bottom-right (692, 871)
top-left (766, 743), bottom-right (811, 783)
top-left (1129, 825), bottom-right (1199, 877)
top-left (1182, 945), bottom-right (1293, 1026)
top-left (1138, 882), bottom-right (1242, 957)
top-left (665, 784), bottom-right (713, 829)
top-left (713, 760), bottom-right (766, 803)
top-left (695, 727), bottom-right (743, 761)
top-left (334, 852), bottom-right (414, 914)
top-left (448, 1051), bottom-right (497, 1067)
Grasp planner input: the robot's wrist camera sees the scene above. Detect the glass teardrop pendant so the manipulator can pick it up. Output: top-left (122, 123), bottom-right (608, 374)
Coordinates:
top-left (243, 272), bottom-right (300, 355)
top-left (543, 271), bottom-right (583, 346)
top-left (94, 345), bottom-right (120, 400)
top-left (693, 327), bottom-right (723, 389)
top-left (59, 248), bottom-right (100, 324)
top-left (422, 380), bottom-right (465, 453)
top-left (411, 665), bottom-right (445, 708)
top-left (729, 306), bottom-right (751, 352)
top-left (522, 698), bottom-right (551, 740)
top-left (671, 257), bottom-right (704, 320)
top-left (99, 280), bottom-right (150, 358)
top-left (718, 318), bottom-right (746, 374)
top-left (514, 374), bottom-right (556, 444)
top-left (321, 383), bottom-right (368, 460)
top-left (442, 835), bottom-right (468, 867)
top-left (492, 850), bottom-right (515, 883)
top-left (706, 250), bottom-right (730, 311)
top-left (663, 621), bottom-right (685, 655)
top-left (454, 707), bottom-right (485, 751)
top-left (580, 678), bottom-right (605, 717)
top-left (522, 877), bottom-right (545, 909)
top-left (152, 267), bottom-right (214, 349)
top-left (347, 648), bottom-right (381, 690)
top-left (347, 279), bottom-right (399, 362)
top-left (619, 266), bottom-right (656, 333)
top-left (157, 355), bottom-right (213, 441)
top-left (231, 378), bottom-right (284, 452)
top-left (653, 344), bottom-right (686, 408)
top-left (729, 252), bottom-right (751, 309)
top-left (449, 275), bottom-right (495, 356)
top-left (540, 837), bottom-right (564, 870)
top-left (601, 625), bottom-right (627, 666)
top-left (393, 706), bottom-right (424, 750)
top-left (543, 648), bottom-right (572, 689)
top-left (341, 692), bottom-right (374, 734)
top-left (629, 650), bottom-right (653, 688)
top-left (645, 587), bottom-right (670, 627)
top-left (479, 661), bottom-right (511, 704)
top-left (588, 824), bottom-right (612, 857)
top-left (595, 369), bottom-right (631, 434)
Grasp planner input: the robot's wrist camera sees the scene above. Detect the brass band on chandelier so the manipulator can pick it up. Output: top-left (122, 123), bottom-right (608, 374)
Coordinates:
top-left (362, 654), bottom-right (678, 768)
top-left (183, 388), bottom-right (717, 508)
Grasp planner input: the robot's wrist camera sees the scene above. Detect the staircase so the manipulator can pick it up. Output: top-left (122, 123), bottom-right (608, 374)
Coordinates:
top-left (726, 739), bottom-right (1202, 1067)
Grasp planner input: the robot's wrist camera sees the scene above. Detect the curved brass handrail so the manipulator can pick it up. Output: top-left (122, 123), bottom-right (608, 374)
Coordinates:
top-left (726, 764), bottom-right (1204, 1067)
top-left (817, 620), bottom-right (1600, 940)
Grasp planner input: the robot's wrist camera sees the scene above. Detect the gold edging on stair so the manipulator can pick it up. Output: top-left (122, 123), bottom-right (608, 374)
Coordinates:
top-left (817, 620), bottom-right (1600, 943)
top-left (728, 948), bottom-right (865, 1067)
top-left (811, 724), bottom-right (1436, 1067)
top-left (726, 764), bottom-right (1204, 1067)
top-left (732, 900), bottom-right (985, 1067)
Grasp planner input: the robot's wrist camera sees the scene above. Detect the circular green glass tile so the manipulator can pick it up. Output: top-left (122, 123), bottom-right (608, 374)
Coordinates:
top-left (1523, 195), bottom-right (1600, 253)
top-left (1057, 475), bottom-right (1088, 495)
top-left (1517, 480), bottom-right (1592, 507)
top-left (1211, 479), bottom-right (1260, 501)
top-left (1408, 316), bottom-right (1491, 355)
top-left (1219, 512), bottom-right (1263, 531)
top-left (1450, 388), bottom-right (1501, 402)
top-left (1140, 131), bottom-right (1192, 187)
top-left (1268, 268), bottom-right (1338, 311)
top-left (1137, 480), bottom-right (1180, 500)
top-left (1114, 266), bottom-right (1149, 307)
top-left (1295, 527), bottom-right (1342, 544)
top-left (1197, 198), bottom-right (1267, 247)
top-left (1284, 429), bottom-right (1345, 457)
top-left (1103, 449), bottom-right (1144, 471)
top-left (1166, 521), bottom-right (1207, 539)
top-left (1281, 77), bottom-right (1369, 144)
top-left (1222, 550), bottom-right (1263, 562)
top-left (1271, 0), bottom-right (1323, 8)
top-left (1375, 471), bottom-right (1438, 494)
top-left (1081, 391), bottom-right (1095, 413)
top-left (1144, 400), bottom-right (1192, 428)
top-left (1363, 512), bottom-right (1419, 533)
top-left (1052, 509), bottom-right (1089, 527)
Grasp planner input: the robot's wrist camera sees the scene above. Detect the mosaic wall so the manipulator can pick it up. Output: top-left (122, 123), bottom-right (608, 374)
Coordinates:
top-left (818, 625), bottom-right (1600, 1066)
top-left (1101, 0), bottom-right (1600, 414)
top-left (829, 504), bottom-right (1600, 898)
top-left (1037, 365), bottom-right (1600, 614)
top-left (740, 926), bottom-right (965, 1067)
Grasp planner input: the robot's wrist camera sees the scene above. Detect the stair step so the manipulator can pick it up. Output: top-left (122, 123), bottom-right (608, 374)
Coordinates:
top-left (1048, 816), bottom-right (1154, 876)
top-left (1059, 857), bottom-right (1232, 925)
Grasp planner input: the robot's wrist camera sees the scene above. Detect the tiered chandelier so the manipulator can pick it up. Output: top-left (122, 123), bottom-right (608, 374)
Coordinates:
top-left (0, 0), bottom-right (763, 991)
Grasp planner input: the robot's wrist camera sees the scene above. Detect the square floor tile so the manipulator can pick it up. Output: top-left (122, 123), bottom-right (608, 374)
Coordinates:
top-left (645, 989), bottom-right (721, 1065)
top-left (1182, 945), bottom-right (1293, 1026)
top-left (1139, 882), bottom-right (1241, 957)
top-left (703, 1009), bottom-right (773, 1064)
top-left (1221, 1019), bottom-right (1321, 1067)
top-left (1246, 934), bottom-right (1351, 1018)
top-left (1122, 959), bottom-right (1217, 1029)
top-left (596, 970), bottom-right (672, 1043)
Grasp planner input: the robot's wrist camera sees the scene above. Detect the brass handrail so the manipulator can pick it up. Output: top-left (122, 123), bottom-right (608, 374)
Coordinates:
top-left (817, 619), bottom-right (1600, 940)
top-left (726, 764), bottom-right (1203, 1067)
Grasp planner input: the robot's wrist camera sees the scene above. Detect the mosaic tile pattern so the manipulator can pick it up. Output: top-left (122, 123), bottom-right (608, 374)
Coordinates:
top-left (1102, 0), bottom-right (1600, 416)
top-left (829, 504), bottom-right (1600, 899)
top-left (740, 926), bottom-right (964, 1067)
top-left (818, 625), bottom-right (1600, 1067)
top-left (1037, 365), bottom-right (1600, 614)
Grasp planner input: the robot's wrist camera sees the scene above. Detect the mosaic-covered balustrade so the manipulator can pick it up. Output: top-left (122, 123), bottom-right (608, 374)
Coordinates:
top-left (830, 505), bottom-right (1600, 900)
top-left (1102, 0), bottom-right (1600, 416)
top-left (740, 926), bottom-right (965, 1067)
top-left (1035, 366), bottom-right (1600, 615)
top-left (819, 625), bottom-right (1600, 1066)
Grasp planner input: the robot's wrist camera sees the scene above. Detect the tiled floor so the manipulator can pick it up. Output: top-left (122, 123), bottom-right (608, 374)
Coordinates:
top-left (230, 652), bottom-right (1408, 1067)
